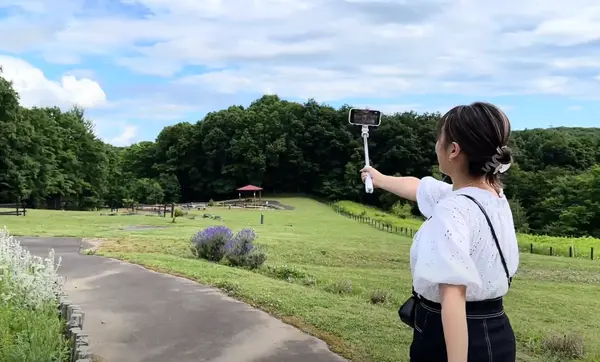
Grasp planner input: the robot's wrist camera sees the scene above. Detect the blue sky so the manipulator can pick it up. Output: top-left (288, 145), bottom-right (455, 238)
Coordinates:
top-left (1, 0), bottom-right (599, 146)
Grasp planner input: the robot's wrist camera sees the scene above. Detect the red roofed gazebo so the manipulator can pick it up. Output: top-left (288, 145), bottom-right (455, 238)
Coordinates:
top-left (237, 185), bottom-right (263, 201)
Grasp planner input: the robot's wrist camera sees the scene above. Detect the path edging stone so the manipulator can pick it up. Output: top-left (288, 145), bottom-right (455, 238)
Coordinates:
top-left (59, 292), bottom-right (92, 362)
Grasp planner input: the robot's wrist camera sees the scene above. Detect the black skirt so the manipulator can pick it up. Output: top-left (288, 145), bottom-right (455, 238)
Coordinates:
top-left (410, 297), bottom-right (516, 362)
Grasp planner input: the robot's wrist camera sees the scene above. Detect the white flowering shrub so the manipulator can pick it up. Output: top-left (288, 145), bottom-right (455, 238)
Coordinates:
top-left (0, 226), bottom-right (64, 309)
top-left (0, 226), bottom-right (69, 360)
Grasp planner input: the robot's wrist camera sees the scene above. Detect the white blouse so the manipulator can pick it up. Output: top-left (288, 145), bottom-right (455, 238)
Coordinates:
top-left (410, 176), bottom-right (520, 303)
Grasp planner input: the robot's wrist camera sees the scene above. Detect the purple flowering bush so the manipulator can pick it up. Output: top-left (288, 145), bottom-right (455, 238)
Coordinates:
top-left (190, 225), bottom-right (233, 262)
top-left (225, 228), bottom-right (266, 269)
top-left (190, 226), bottom-right (266, 268)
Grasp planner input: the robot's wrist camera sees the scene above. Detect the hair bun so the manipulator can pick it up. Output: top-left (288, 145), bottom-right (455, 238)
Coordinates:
top-left (481, 145), bottom-right (513, 174)
top-left (497, 145), bottom-right (512, 164)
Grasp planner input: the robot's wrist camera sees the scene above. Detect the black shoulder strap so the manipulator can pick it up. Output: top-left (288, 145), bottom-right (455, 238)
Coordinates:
top-left (459, 194), bottom-right (512, 287)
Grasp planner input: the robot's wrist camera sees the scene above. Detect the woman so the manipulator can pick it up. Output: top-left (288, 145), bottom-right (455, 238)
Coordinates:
top-left (361, 102), bottom-right (519, 362)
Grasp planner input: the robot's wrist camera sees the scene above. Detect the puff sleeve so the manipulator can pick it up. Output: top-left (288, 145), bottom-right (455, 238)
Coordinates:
top-left (413, 198), bottom-right (482, 290)
top-left (416, 176), bottom-right (453, 218)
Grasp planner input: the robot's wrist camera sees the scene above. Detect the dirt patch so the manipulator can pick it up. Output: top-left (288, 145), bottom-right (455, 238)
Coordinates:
top-left (81, 238), bottom-right (105, 254)
top-left (263, 200), bottom-right (295, 210)
top-left (91, 355), bottom-right (107, 362)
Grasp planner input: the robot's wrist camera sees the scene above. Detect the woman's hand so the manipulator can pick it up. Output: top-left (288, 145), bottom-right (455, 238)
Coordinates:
top-left (360, 167), bottom-right (421, 202)
top-left (360, 166), bottom-right (384, 188)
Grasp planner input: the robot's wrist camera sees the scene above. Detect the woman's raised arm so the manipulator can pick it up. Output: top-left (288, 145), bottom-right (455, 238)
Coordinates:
top-left (361, 166), bottom-right (420, 202)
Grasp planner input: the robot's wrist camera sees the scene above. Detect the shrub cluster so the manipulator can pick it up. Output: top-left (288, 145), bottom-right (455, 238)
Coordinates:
top-left (541, 331), bottom-right (586, 360)
top-left (0, 227), bottom-right (69, 360)
top-left (190, 226), bottom-right (266, 269)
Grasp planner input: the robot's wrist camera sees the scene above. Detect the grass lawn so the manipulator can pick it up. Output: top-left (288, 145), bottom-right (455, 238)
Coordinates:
top-left (2, 198), bottom-right (599, 362)
top-left (332, 201), bottom-right (600, 261)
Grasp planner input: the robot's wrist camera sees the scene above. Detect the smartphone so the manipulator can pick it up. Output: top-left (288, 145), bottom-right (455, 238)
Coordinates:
top-left (348, 108), bottom-right (381, 126)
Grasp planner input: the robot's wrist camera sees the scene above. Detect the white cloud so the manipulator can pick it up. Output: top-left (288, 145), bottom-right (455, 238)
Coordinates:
top-left (1, 0), bottom-right (600, 141)
top-left (0, 55), bottom-right (107, 108)
top-left (109, 124), bottom-right (139, 146)
top-left (551, 58), bottom-right (600, 69)
top-left (175, 66), bottom-right (412, 101)
top-left (80, 0), bottom-right (600, 98)
top-left (568, 105), bottom-right (583, 111)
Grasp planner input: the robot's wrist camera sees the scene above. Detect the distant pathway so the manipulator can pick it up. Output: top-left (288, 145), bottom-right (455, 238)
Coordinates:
top-left (19, 237), bottom-right (347, 362)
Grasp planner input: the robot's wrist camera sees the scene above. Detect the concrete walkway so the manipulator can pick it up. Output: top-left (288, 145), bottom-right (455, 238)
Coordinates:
top-left (19, 237), bottom-right (348, 362)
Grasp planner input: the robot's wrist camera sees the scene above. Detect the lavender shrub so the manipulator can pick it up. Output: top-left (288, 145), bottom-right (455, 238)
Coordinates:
top-left (190, 225), bottom-right (233, 262)
top-left (225, 228), bottom-right (267, 269)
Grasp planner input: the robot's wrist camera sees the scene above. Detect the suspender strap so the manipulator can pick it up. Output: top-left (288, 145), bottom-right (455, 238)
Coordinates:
top-left (459, 194), bottom-right (512, 287)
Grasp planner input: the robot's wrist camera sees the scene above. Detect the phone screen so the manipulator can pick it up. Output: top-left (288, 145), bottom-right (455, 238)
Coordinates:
top-left (349, 109), bottom-right (381, 126)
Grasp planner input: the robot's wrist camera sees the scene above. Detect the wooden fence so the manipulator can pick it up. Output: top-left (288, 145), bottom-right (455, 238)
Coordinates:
top-left (0, 203), bottom-right (26, 216)
top-left (330, 204), bottom-right (416, 238)
top-left (330, 204), bottom-right (597, 261)
top-left (133, 204), bottom-right (176, 218)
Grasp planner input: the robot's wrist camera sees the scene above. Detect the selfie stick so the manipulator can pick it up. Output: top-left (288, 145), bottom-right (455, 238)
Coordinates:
top-left (349, 108), bottom-right (380, 194)
top-left (361, 125), bottom-right (374, 193)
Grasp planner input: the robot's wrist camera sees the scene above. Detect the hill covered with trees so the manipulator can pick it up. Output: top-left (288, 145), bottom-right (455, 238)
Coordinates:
top-left (1, 75), bottom-right (599, 238)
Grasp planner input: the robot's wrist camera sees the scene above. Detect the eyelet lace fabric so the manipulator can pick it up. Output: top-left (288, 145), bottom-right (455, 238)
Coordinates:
top-left (410, 177), bottom-right (520, 303)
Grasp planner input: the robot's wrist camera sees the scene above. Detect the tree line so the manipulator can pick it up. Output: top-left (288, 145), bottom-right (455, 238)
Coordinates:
top-left (1, 74), bottom-right (599, 237)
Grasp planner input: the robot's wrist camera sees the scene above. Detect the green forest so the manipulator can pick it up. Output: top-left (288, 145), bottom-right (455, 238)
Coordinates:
top-left (1, 74), bottom-right (599, 238)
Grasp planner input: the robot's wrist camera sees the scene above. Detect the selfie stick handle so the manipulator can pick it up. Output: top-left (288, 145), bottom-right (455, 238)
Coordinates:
top-left (362, 126), bottom-right (374, 194)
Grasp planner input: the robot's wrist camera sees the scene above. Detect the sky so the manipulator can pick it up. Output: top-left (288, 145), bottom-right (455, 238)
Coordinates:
top-left (0, 0), bottom-right (599, 147)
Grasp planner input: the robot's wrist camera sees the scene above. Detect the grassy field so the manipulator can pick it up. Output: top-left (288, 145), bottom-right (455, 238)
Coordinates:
top-left (2, 198), bottom-right (599, 362)
top-left (333, 200), bottom-right (425, 230)
top-left (334, 201), bottom-right (600, 260)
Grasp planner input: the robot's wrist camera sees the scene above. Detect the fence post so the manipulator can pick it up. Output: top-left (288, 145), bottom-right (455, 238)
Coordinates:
top-left (530, 243), bottom-right (533, 254)
top-left (569, 246), bottom-right (573, 258)
top-left (592, 247), bottom-right (594, 260)
top-left (550, 247), bottom-right (553, 256)
top-left (170, 204), bottom-right (175, 218)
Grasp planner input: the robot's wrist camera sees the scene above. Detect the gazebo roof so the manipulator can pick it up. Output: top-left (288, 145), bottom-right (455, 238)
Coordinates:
top-left (237, 184), bottom-right (263, 191)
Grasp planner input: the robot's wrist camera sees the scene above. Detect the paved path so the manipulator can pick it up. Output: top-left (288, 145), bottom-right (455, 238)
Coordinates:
top-left (19, 237), bottom-right (348, 362)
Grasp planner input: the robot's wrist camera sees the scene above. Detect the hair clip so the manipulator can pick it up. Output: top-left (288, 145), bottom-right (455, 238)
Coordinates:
top-left (482, 147), bottom-right (511, 174)
top-left (494, 162), bottom-right (511, 174)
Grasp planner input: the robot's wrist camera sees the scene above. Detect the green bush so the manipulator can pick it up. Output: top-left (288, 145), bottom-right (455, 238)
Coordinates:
top-left (173, 208), bottom-right (186, 218)
top-left (264, 265), bottom-right (308, 281)
top-left (390, 202), bottom-right (413, 219)
top-left (370, 290), bottom-right (392, 304)
top-left (227, 251), bottom-right (266, 270)
top-left (541, 331), bottom-right (586, 360)
top-left (0, 301), bottom-right (70, 361)
top-left (326, 280), bottom-right (354, 295)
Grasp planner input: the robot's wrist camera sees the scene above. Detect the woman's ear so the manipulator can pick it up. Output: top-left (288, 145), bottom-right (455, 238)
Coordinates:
top-left (449, 142), bottom-right (461, 160)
